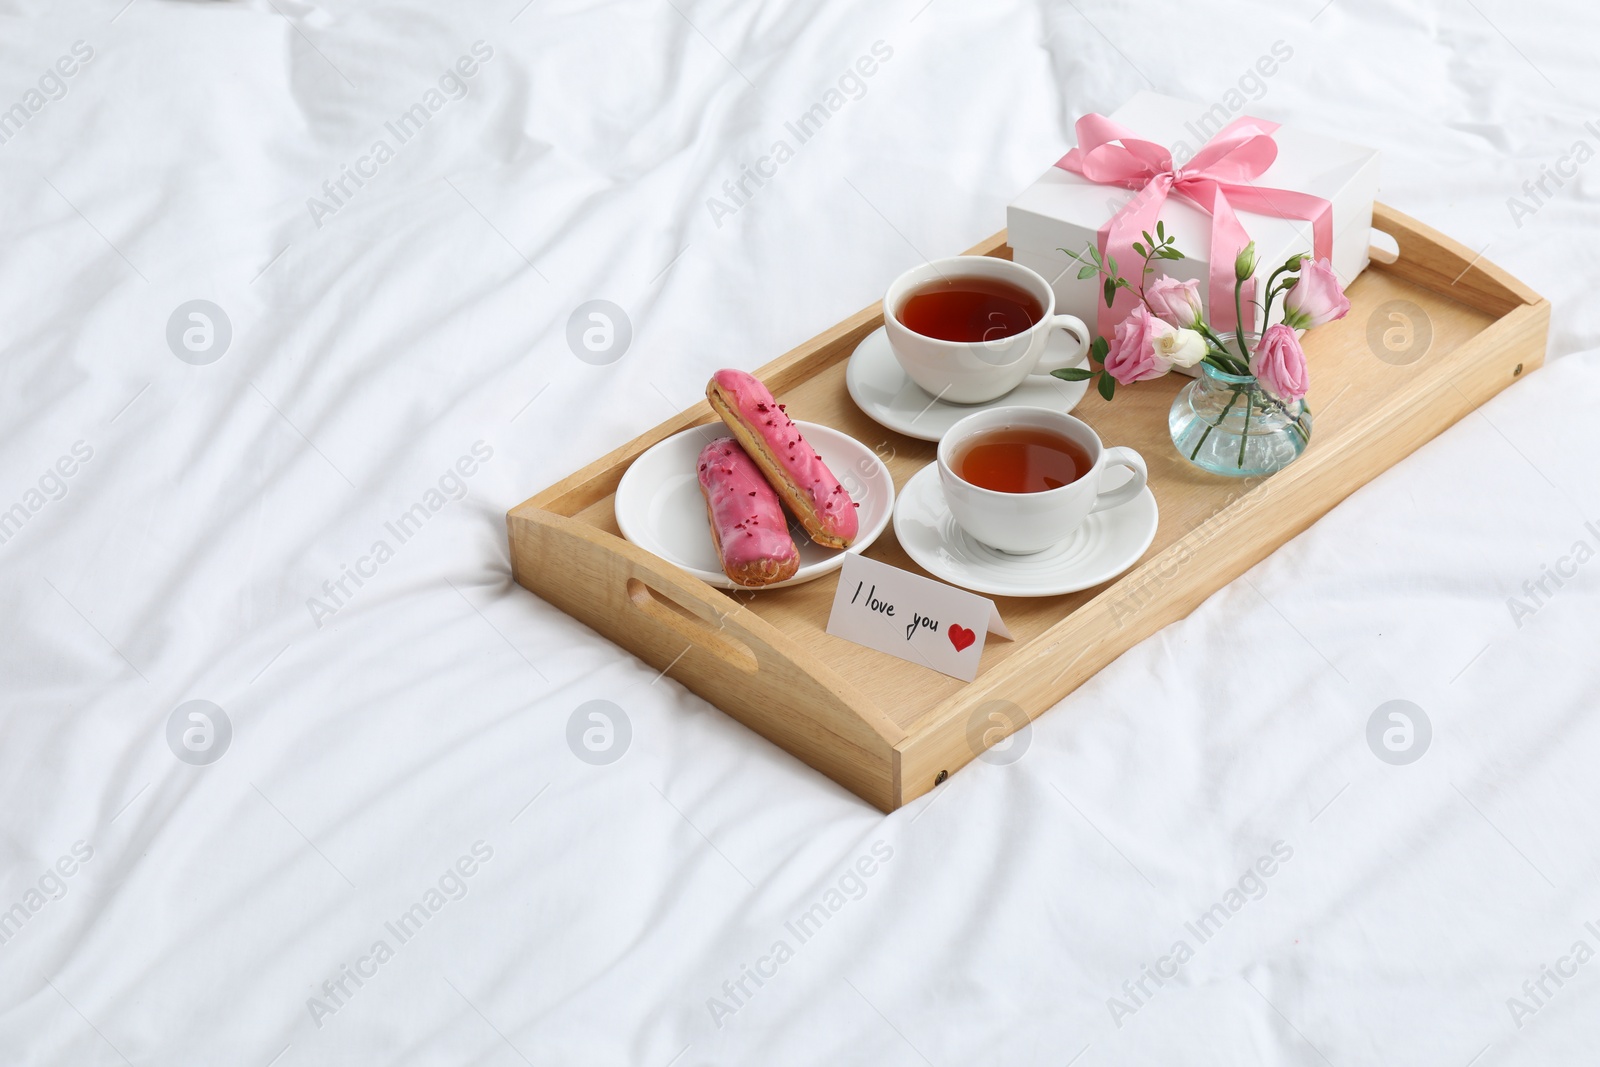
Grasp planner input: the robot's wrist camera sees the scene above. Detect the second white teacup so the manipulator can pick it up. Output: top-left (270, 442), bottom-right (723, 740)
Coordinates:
top-left (937, 407), bottom-right (1148, 555)
top-left (884, 256), bottom-right (1090, 405)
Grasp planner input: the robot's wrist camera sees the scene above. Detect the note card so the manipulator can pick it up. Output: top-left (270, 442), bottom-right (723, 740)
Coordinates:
top-left (825, 554), bottom-right (1010, 682)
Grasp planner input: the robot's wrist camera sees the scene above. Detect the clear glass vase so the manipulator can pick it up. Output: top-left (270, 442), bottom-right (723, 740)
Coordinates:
top-left (1168, 339), bottom-right (1311, 477)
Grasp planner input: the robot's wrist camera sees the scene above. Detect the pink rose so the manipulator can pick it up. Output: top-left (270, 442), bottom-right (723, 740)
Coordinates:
top-left (1102, 305), bottom-right (1173, 385)
top-left (1281, 258), bottom-right (1349, 329)
top-left (1250, 323), bottom-right (1310, 402)
top-left (1145, 276), bottom-right (1204, 329)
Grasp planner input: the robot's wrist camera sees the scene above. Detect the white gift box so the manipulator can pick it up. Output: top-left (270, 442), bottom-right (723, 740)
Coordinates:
top-left (1007, 91), bottom-right (1380, 337)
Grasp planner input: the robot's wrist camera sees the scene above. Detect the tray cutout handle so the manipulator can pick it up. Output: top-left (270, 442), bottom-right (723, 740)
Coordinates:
top-left (1370, 224), bottom-right (1400, 266)
top-left (626, 578), bottom-right (760, 674)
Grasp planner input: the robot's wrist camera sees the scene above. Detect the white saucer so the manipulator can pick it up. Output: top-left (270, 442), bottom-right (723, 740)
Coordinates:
top-left (891, 462), bottom-right (1158, 598)
top-left (845, 325), bottom-right (1090, 442)
top-left (615, 420), bottom-right (894, 590)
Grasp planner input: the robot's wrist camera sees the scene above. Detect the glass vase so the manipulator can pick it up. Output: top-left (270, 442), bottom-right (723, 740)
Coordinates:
top-left (1168, 338), bottom-right (1311, 477)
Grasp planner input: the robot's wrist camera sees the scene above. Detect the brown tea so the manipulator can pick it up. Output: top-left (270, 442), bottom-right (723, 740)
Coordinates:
top-left (954, 427), bottom-right (1092, 493)
top-left (898, 277), bottom-right (1043, 343)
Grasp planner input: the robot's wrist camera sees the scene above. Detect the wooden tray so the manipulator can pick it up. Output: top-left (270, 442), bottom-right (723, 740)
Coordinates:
top-left (508, 204), bottom-right (1548, 812)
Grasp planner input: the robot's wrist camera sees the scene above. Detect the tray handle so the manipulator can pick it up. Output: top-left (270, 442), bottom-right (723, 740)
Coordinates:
top-left (509, 508), bottom-right (906, 809)
top-left (624, 576), bottom-right (759, 674)
top-left (1369, 202), bottom-right (1542, 315)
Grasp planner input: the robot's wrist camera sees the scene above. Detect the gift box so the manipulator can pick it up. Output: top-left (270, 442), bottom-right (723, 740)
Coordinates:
top-left (1007, 91), bottom-right (1379, 340)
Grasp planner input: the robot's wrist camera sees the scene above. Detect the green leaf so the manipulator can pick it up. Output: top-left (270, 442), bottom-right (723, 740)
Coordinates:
top-left (1132, 242), bottom-right (1146, 258)
top-left (1141, 230), bottom-right (1154, 248)
top-left (1076, 264), bottom-right (1097, 280)
top-left (1091, 336), bottom-right (1109, 361)
top-left (1104, 277), bottom-right (1116, 307)
top-left (1106, 255), bottom-right (1118, 276)
top-left (1098, 371), bottom-right (1116, 401)
top-left (1159, 247), bottom-right (1184, 261)
top-left (1052, 367), bottom-right (1095, 381)
top-left (1156, 220), bottom-right (1166, 241)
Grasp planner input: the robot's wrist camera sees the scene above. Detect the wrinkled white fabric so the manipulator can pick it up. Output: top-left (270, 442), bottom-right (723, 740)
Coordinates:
top-left (2, 0), bottom-right (1597, 1063)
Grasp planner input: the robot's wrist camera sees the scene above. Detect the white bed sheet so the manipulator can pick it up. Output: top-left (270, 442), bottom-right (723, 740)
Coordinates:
top-left (3, 0), bottom-right (1599, 1063)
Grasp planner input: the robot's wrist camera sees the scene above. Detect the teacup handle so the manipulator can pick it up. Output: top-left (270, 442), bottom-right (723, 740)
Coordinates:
top-left (1031, 314), bottom-right (1092, 375)
top-left (1090, 446), bottom-right (1148, 513)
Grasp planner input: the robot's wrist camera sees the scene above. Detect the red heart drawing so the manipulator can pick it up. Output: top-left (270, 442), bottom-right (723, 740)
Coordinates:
top-left (947, 624), bottom-right (976, 652)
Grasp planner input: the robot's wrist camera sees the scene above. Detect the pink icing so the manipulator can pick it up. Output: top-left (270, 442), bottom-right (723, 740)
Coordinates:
top-left (697, 437), bottom-right (799, 568)
top-left (711, 369), bottom-right (859, 542)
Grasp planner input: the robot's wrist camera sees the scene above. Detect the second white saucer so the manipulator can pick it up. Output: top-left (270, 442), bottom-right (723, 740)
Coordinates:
top-left (845, 325), bottom-right (1090, 442)
top-left (892, 462), bottom-right (1159, 598)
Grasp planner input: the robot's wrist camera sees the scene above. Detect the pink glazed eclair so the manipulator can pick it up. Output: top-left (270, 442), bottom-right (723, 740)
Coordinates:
top-left (706, 369), bottom-right (859, 549)
top-left (697, 437), bottom-right (800, 587)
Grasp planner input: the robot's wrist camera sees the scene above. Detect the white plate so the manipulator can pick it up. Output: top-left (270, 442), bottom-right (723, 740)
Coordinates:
top-left (892, 462), bottom-right (1158, 598)
top-left (845, 325), bottom-right (1090, 442)
top-left (615, 421), bottom-right (894, 590)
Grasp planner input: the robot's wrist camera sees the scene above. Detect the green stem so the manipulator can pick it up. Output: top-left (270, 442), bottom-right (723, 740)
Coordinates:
top-left (1262, 283), bottom-right (1286, 329)
top-left (1190, 386), bottom-right (1243, 462)
top-left (1198, 327), bottom-right (1250, 375)
top-left (1232, 280), bottom-right (1251, 361)
top-left (1203, 353), bottom-right (1249, 378)
top-left (1283, 405), bottom-right (1311, 444)
top-left (1238, 389), bottom-right (1253, 467)
top-left (1197, 323), bottom-right (1230, 351)
top-left (1250, 390), bottom-right (1312, 445)
top-left (1258, 264), bottom-right (1293, 329)
top-left (1136, 245), bottom-right (1160, 308)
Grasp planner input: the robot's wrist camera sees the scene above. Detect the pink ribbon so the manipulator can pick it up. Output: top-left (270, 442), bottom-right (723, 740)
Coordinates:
top-left (1055, 113), bottom-right (1334, 336)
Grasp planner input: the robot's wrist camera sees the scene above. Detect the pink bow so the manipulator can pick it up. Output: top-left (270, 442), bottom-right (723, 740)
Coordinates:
top-left (1056, 113), bottom-right (1333, 336)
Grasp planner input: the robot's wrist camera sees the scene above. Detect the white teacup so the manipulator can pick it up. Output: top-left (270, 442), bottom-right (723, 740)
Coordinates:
top-left (937, 407), bottom-right (1148, 555)
top-left (884, 256), bottom-right (1090, 405)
